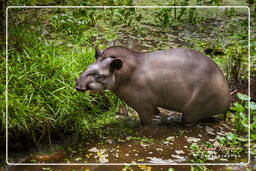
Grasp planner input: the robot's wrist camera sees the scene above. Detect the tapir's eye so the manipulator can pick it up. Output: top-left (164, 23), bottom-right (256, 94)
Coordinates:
top-left (94, 74), bottom-right (105, 79)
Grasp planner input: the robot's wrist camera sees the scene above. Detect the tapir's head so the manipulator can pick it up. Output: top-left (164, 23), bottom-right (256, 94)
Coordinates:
top-left (76, 46), bottom-right (123, 93)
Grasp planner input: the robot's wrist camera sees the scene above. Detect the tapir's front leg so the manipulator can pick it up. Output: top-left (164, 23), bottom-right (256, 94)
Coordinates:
top-left (136, 106), bottom-right (160, 126)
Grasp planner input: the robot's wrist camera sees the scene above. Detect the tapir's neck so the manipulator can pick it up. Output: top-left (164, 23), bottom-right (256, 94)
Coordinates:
top-left (100, 46), bottom-right (141, 93)
top-left (110, 53), bottom-right (141, 94)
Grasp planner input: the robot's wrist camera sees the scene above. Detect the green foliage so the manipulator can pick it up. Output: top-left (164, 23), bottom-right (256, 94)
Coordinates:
top-left (190, 143), bottom-right (209, 163)
top-left (6, 23), bottom-right (119, 145)
top-left (0, 50), bottom-right (6, 145)
top-left (227, 93), bottom-right (256, 155)
top-left (190, 165), bottom-right (210, 171)
top-left (154, 0), bottom-right (190, 27)
top-left (224, 35), bottom-right (248, 85)
top-left (111, 8), bottom-right (136, 26)
top-left (229, 93), bottom-right (255, 134)
top-left (105, 0), bottom-right (137, 26)
top-left (50, 11), bottom-right (95, 36)
top-left (155, 8), bottom-right (173, 28)
top-left (217, 133), bottom-right (245, 154)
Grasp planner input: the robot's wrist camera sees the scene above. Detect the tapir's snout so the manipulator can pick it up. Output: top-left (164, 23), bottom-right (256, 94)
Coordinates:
top-left (75, 78), bottom-right (87, 92)
top-left (76, 86), bottom-right (86, 92)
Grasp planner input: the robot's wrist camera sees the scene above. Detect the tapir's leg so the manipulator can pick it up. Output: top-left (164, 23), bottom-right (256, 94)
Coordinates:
top-left (137, 106), bottom-right (160, 126)
top-left (152, 108), bottom-right (160, 116)
top-left (181, 89), bottom-right (217, 126)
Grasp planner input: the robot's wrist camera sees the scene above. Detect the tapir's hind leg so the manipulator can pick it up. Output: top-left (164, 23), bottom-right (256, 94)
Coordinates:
top-left (181, 89), bottom-right (218, 126)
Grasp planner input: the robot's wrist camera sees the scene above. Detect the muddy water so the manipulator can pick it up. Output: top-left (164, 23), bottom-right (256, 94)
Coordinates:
top-left (8, 109), bottom-right (249, 171)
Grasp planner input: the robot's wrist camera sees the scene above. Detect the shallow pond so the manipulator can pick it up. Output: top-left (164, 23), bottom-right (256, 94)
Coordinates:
top-left (8, 109), bottom-right (249, 170)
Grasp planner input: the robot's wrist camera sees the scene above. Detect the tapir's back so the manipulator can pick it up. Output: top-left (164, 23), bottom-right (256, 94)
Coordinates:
top-left (136, 48), bottom-right (230, 113)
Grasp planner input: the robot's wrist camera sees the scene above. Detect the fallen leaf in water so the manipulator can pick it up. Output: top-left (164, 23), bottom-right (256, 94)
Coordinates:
top-left (75, 157), bottom-right (82, 161)
top-left (186, 137), bottom-right (201, 143)
top-left (162, 141), bottom-right (169, 144)
top-left (213, 141), bottom-right (220, 147)
top-left (209, 139), bottom-right (215, 142)
top-left (106, 139), bottom-right (112, 144)
top-left (88, 147), bottom-right (98, 153)
top-left (147, 157), bottom-right (174, 164)
top-left (175, 150), bottom-right (185, 154)
top-left (171, 154), bottom-right (184, 159)
top-left (140, 142), bottom-right (148, 147)
top-left (171, 155), bottom-right (187, 162)
top-left (205, 126), bottom-right (215, 135)
top-left (166, 136), bottom-right (175, 141)
top-left (217, 131), bottom-right (227, 136)
top-left (220, 158), bottom-right (228, 161)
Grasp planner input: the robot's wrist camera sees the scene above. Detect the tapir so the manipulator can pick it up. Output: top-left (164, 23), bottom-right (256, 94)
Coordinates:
top-left (76, 46), bottom-right (231, 126)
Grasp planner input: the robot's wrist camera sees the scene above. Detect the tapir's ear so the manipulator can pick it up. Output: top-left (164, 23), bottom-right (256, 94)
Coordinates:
top-left (95, 45), bottom-right (101, 59)
top-left (110, 58), bottom-right (123, 71)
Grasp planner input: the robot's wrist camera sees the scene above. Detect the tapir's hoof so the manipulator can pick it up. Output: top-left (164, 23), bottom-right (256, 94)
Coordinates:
top-left (151, 117), bottom-right (162, 126)
top-left (165, 115), bottom-right (182, 123)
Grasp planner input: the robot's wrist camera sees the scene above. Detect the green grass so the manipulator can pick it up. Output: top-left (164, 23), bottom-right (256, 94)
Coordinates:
top-left (6, 24), bottom-right (120, 145)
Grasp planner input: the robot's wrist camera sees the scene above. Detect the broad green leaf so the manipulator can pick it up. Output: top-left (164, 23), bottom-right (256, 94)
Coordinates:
top-left (237, 137), bottom-right (248, 142)
top-left (251, 134), bottom-right (256, 141)
top-left (227, 133), bottom-right (238, 141)
top-left (218, 137), bottom-right (227, 144)
top-left (237, 93), bottom-right (251, 101)
top-left (190, 143), bottom-right (199, 150)
top-left (250, 101), bottom-right (256, 111)
top-left (239, 112), bottom-right (248, 121)
top-left (245, 101), bottom-right (256, 111)
top-left (230, 102), bottom-right (245, 112)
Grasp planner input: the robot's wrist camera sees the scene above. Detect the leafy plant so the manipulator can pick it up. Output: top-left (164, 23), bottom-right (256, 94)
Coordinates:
top-left (228, 93), bottom-right (256, 155)
top-left (154, 0), bottom-right (190, 28)
top-left (50, 11), bottom-right (95, 36)
top-left (230, 93), bottom-right (255, 134)
top-left (190, 143), bottom-right (209, 163)
top-left (111, 8), bottom-right (136, 26)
